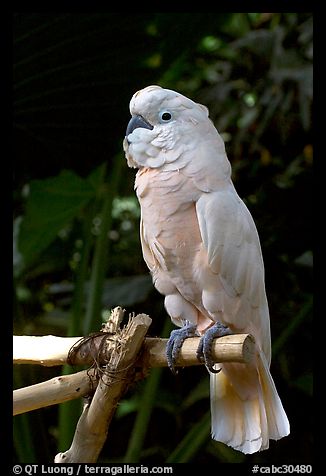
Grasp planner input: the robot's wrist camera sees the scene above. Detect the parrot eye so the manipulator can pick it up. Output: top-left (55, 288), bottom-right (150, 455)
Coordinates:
top-left (159, 111), bottom-right (173, 122)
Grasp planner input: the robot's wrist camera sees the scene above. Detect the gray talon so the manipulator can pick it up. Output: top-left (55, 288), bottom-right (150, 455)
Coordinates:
top-left (197, 321), bottom-right (232, 373)
top-left (166, 322), bottom-right (198, 374)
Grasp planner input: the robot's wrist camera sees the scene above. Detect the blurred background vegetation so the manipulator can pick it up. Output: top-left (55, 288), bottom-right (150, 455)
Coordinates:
top-left (13, 13), bottom-right (313, 464)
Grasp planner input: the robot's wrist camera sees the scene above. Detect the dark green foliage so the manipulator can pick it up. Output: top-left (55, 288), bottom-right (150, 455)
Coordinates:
top-left (13, 13), bottom-right (312, 464)
top-left (17, 168), bottom-right (100, 271)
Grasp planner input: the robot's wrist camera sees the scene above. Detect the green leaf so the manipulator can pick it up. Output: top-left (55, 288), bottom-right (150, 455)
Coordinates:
top-left (14, 414), bottom-right (37, 462)
top-left (181, 376), bottom-right (210, 410)
top-left (18, 170), bottom-right (95, 270)
top-left (207, 439), bottom-right (246, 462)
top-left (232, 29), bottom-right (275, 57)
top-left (101, 275), bottom-right (153, 309)
top-left (87, 162), bottom-right (108, 192)
top-left (116, 397), bottom-right (140, 419)
top-left (165, 411), bottom-right (211, 463)
top-left (292, 373), bottom-right (313, 397)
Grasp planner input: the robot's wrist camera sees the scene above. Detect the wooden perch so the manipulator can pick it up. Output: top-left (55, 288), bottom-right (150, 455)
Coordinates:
top-left (13, 335), bottom-right (82, 366)
top-left (55, 312), bottom-right (152, 463)
top-left (13, 307), bottom-right (259, 464)
top-left (13, 369), bottom-right (96, 416)
top-left (13, 333), bottom-right (255, 416)
top-left (142, 334), bottom-right (256, 367)
top-left (13, 333), bottom-right (255, 367)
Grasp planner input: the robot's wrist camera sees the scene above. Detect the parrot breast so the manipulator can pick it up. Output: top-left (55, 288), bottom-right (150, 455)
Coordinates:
top-left (135, 167), bottom-right (217, 331)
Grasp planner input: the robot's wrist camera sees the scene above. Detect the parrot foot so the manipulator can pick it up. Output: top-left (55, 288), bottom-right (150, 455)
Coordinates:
top-left (196, 322), bottom-right (232, 373)
top-left (166, 322), bottom-right (198, 374)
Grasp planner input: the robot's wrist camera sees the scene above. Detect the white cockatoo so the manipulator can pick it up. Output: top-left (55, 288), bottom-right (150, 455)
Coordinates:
top-left (123, 85), bottom-right (290, 454)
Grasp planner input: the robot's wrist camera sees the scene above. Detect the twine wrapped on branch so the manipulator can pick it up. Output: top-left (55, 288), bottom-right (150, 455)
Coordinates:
top-left (13, 307), bottom-right (256, 463)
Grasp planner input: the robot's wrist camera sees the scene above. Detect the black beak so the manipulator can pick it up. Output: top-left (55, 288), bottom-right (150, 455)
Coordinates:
top-left (126, 115), bottom-right (153, 137)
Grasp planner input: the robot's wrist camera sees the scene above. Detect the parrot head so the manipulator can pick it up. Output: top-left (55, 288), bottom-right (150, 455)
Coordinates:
top-left (123, 85), bottom-right (217, 170)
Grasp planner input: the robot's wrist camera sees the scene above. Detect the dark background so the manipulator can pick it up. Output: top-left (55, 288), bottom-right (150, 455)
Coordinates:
top-left (13, 13), bottom-right (313, 464)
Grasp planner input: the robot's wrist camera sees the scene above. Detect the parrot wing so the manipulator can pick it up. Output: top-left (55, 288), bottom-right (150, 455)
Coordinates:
top-left (196, 187), bottom-right (289, 451)
top-left (195, 185), bottom-right (271, 360)
top-left (139, 217), bottom-right (155, 271)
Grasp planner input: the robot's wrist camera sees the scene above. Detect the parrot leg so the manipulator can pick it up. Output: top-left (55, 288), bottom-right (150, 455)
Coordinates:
top-left (196, 322), bottom-right (232, 373)
top-left (166, 322), bottom-right (198, 374)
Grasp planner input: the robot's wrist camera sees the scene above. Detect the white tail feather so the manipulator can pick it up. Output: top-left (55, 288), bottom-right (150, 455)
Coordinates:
top-left (210, 355), bottom-right (290, 454)
top-left (256, 351), bottom-right (290, 440)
